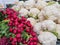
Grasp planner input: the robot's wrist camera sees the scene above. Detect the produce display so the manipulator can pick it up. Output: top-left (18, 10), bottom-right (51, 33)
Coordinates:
top-left (0, 0), bottom-right (60, 45)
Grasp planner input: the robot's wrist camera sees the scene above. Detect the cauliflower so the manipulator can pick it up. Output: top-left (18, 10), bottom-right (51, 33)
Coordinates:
top-left (41, 20), bottom-right (56, 32)
top-left (41, 3), bottom-right (60, 21)
top-left (29, 8), bottom-right (40, 18)
top-left (38, 11), bottom-right (57, 21)
top-left (12, 1), bottom-right (24, 11)
top-left (43, 5), bottom-right (59, 17)
top-left (56, 24), bottom-right (60, 39)
top-left (38, 32), bottom-right (57, 45)
top-left (19, 8), bottom-right (29, 16)
top-left (24, 0), bottom-right (35, 9)
top-left (38, 10), bottom-right (45, 21)
top-left (33, 20), bottom-right (56, 34)
top-left (12, 5), bottom-right (20, 11)
top-left (33, 22), bottom-right (42, 34)
top-left (27, 18), bottom-right (37, 26)
top-left (35, 0), bottom-right (47, 10)
top-left (17, 1), bottom-right (24, 8)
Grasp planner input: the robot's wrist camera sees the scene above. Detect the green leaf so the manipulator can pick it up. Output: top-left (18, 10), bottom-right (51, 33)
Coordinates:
top-left (48, 1), bottom-right (56, 6)
top-left (0, 12), bottom-right (4, 21)
top-left (0, 35), bottom-right (2, 38)
top-left (11, 34), bottom-right (16, 38)
top-left (0, 20), bottom-right (10, 38)
top-left (22, 31), bottom-right (31, 41)
top-left (58, 2), bottom-right (60, 4)
top-left (2, 20), bottom-right (10, 23)
top-left (52, 32), bottom-right (58, 37)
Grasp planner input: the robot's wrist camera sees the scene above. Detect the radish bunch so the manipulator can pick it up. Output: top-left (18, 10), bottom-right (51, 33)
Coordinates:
top-left (5, 8), bottom-right (38, 45)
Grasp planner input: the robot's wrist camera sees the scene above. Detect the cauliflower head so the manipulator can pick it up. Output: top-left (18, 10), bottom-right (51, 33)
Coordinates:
top-left (38, 32), bottom-right (57, 45)
top-left (19, 8), bottom-right (29, 16)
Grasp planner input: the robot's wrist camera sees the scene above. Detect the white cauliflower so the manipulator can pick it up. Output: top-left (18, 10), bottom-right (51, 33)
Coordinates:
top-left (29, 8), bottom-right (40, 18)
top-left (33, 20), bottom-right (56, 34)
top-left (56, 24), bottom-right (60, 39)
top-left (27, 18), bottom-right (37, 26)
top-left (43, 5), bottom-right (59, 17)
top-left (38, 32), bottom-right (57, 45)
top-left (19, 8), bottom-right (29, 16)
top-left (12, 1), bottom-right (24, 11)
top-left (41, 20), bottom-right (56, 32)
top-left (24, 0), bottom-right (35, 9)
top-left (35, 0), bottom-right (47, 10)
top-left (38, 11), bottom-right (57, 21)
top-left (38, 10), bottom-right (45, 21)
top-left (17, 1), bottom-right (24, 8)
top-left (33, 22), bottom-right (42, 34)
top-left (12, 5), bottom-right (20, 11)
top-left (41, 3), bottom-right (60, 21)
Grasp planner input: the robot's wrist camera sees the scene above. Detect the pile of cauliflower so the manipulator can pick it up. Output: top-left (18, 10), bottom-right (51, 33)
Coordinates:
top-left (12, 0), bottom-right (60, 45)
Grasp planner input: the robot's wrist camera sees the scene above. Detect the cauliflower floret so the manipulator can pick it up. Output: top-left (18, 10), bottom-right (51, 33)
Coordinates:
top-left (38, 32), bottom-right (57, 45)
top-left (33, 22), bottom-right (42, 34)
top-left (29, 8), bottom-right (40, 18)
top-left (38, 10), bottom-right (45, 21)
top-left (41, 20), bottom-right (56, 32)
top-left (19, 8), bottom-right (29, 16)
top-left (24, 0), bottom-right (35, 9)
top-left (12, 5), bottom-right (20, 11)
top-left (56, 24), bottom-right (60, 39)
top-left (17, 1), bottom-right (24, 8)
top-left (27, 18), bottom-right (37, 26)
top-left (35, 0), bottom-right (47, 10)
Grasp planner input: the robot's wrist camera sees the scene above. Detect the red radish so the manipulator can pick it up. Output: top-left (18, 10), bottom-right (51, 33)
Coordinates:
top-left (16, 33), bottom-right (21, 38)
top-left (9, 28), bottom-right (13, 32)
top-left (13, 29), bottom-right (17, 34)
top-left (10, 37), bottom-right (13, 41)
top-left (13, 38), bottom-right (17, 42)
